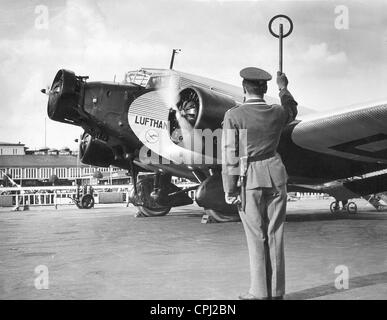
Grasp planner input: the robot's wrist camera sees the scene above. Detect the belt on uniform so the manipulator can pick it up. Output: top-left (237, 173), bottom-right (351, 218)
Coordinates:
top-left (248, 151), bottom-right (276, 163)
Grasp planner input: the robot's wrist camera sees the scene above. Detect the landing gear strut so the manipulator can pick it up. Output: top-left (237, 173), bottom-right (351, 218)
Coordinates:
top-left (129, 173), bottom-right (193, 217)
top-left (130, 187), bottom-right (171, 217)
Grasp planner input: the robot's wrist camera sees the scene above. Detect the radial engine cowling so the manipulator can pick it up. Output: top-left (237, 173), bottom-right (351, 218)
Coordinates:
top-left (47, 69), bottom-right (85, 124)
top-left (169, 86), bottom-right (237, 133)
top-left (79, 132), bottom-right (114, 168)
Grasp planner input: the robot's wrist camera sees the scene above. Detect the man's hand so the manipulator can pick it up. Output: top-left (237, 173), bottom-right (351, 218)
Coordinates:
top-left (277, 71), bottom-right (288, 90)
top-left (225, 193), bottom-right (240, 205)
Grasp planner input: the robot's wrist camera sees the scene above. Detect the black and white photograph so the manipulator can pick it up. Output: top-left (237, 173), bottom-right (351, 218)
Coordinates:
top-left (1, 0), bottom-right (387, 308)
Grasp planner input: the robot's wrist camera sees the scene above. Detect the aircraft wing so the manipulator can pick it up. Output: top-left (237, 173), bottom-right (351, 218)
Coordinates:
top-left (292, 101), bottom-right (387, 165)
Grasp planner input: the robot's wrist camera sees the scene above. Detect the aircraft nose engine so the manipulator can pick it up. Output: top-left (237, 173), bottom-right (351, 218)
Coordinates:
top-left (47, 69), bottom-right (86, 125)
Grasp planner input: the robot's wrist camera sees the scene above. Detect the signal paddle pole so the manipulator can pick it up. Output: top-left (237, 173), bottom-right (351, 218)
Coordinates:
top-left (268, 15), bottom-right (293, 73)
top-left (279, 23), bottom-right (283, 73)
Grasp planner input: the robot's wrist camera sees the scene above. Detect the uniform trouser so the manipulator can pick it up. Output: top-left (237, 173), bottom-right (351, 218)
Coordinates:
top-left (239, 184), bottom-right (287, 298)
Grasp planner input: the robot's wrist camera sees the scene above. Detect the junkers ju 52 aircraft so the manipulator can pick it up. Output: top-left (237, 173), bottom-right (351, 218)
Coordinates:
top-left (44, 67), bottom-right (387, 222)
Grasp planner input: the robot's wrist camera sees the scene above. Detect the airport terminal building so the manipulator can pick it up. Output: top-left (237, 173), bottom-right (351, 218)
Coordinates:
top-left (0, 142), bottom-right (127, 186)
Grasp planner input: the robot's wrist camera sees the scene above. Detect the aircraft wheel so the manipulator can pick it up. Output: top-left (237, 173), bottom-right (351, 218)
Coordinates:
top-left (346, 202), bottom-right (357, 214)
top-left (129, 188), bottom-right (171, 217)
top-left (137, 206), bottom-right (171, 217)
top-left (81, 194), bottom-right (94, 209)
top-left (330, 201), bottom-right (341, 214)
top-left (204, 208), bottom-right (241, 223)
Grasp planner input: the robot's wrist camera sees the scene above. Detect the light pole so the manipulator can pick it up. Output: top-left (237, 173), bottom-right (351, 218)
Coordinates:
top-left (74, 138), bottom-right (79, 186)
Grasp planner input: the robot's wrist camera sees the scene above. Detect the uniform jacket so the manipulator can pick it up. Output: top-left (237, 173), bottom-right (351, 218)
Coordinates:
top-left (221, 88), bottom-right (298, 194)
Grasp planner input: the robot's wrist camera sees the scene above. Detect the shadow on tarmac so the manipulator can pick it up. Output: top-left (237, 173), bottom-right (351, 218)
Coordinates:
top-left (286, 271), bottom-right (387, 300)
top-left (286, 212), bottom-right (387, 222)
top-left (142, 210), bottom-right (387, 223)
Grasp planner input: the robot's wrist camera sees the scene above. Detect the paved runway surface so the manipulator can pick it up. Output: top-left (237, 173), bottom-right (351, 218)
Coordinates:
top-left (1, 199), bottom-right (386, 300)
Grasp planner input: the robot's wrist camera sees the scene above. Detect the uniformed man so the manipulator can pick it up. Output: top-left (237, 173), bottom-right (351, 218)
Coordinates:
top-left (221, 67), bottom-right (298, 300)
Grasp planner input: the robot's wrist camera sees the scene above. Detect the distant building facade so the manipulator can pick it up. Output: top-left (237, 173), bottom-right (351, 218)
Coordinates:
top-left (0, 142), bottom-right (26, 156)
top-left (0, 142), bottom-right (127, 187)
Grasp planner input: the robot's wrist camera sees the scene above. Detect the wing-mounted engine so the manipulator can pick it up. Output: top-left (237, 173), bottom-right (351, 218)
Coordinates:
top-left (79, 132), bottom-right (114, 167)
top-left (78, 131), bottom-right (140, 170)
top-left (169, 86), bottom-right (237, 137)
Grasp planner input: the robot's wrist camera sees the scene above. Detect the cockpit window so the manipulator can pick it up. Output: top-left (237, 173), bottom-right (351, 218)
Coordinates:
top-left (125, 70), bottom-right (151, 87)
top-left (124, 69), bottom-right (178, 89)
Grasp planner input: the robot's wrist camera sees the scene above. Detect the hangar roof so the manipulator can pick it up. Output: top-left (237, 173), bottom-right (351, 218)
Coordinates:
top-left (0, 142), bottom-right (25, 146)
top-left (0, 155), bottom-right (87, 168)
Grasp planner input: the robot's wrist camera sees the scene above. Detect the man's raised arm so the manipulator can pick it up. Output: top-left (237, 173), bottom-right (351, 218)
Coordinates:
top-left (277, 72), bottom-right (298, 124)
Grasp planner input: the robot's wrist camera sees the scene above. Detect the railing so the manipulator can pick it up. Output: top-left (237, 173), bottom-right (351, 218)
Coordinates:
top-left (0, 184), bottom-right (198, 208)
top-left (0, 185), bottom-right (131, 208)
top-left (0, 191), bottom-right (85, 207)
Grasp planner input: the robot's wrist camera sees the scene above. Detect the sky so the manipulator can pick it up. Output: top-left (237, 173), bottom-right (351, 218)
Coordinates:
top-left (0, 0), bottom-right (386, 149)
